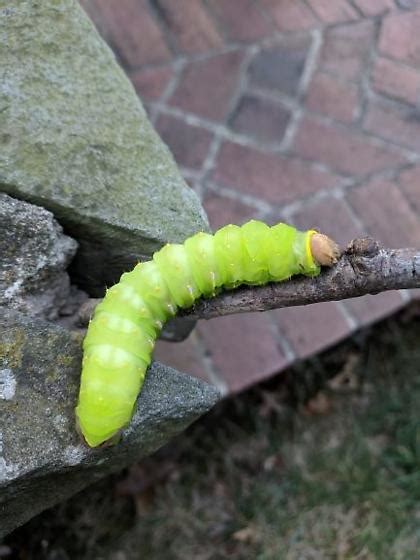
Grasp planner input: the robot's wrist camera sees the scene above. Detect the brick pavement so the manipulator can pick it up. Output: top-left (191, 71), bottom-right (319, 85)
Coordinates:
top-left (80, 0), bottom-right (420, 394)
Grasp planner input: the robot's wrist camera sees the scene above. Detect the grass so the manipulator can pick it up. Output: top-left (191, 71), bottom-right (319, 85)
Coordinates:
top-left (4, 305), bottom-right (420, 559)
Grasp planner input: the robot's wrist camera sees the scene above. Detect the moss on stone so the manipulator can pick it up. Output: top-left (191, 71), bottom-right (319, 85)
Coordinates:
top-left (0, 0), bottom-right (208, 294)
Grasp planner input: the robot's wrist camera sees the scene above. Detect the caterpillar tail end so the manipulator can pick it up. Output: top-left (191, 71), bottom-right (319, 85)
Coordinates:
top-left (75, 413), bottom-right (122, 448)
top-left (310, 233), bottom-right (341, 267)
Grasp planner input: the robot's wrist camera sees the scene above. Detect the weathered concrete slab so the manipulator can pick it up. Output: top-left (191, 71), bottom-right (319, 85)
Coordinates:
top-left (0, 309), bottom-right (220, 537)
top-left (0, 193), bottom-right (78, 319)
top-left (0, 0), bottom-right (209, 295)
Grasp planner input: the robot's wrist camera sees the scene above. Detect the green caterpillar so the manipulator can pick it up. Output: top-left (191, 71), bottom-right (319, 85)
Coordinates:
top-left (75, 220), bottom-right (338, 447)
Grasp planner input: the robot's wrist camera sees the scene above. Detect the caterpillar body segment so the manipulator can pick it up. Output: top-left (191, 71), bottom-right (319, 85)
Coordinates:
top-left (76, 220), bottom-right (339, 447)
top-left (183, 232), bottom-right (220, 297)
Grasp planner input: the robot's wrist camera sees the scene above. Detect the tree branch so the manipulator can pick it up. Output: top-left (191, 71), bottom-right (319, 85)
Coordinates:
top-left (76, 239), bottom-right (420, 331)
top-left (182, 239), bottom-right (420, 320)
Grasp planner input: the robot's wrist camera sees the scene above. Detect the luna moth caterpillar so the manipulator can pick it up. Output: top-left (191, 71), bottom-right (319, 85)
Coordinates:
top-left (75, 220), bottom-right (339, 447)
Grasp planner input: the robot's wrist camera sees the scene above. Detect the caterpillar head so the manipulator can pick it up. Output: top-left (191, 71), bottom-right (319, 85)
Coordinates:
top-left (310, 233), bottom-right (341, 267)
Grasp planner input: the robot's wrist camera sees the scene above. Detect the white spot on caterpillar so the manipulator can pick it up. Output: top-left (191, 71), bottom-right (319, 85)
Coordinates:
top-left (0, 369), bottom-right (16, 400)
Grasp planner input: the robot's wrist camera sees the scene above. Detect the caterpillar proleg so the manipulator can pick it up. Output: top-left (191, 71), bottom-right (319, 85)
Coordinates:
top-left (75, 220), bottom-right (339, 447)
